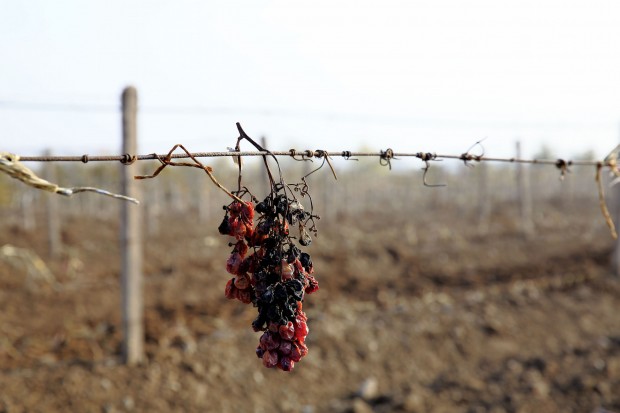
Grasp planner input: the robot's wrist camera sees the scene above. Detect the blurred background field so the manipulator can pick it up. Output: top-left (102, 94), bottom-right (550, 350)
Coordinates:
top-left (1, 157), bottom-right (620, 412)
top-left (2, 1), bottom-right (620, 411)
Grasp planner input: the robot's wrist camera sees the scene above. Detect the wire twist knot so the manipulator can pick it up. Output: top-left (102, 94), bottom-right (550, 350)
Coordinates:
top-left (417, 152), bottom-right (437, 162)
top-left (314, 149), bottom-right (327, 159)
top-left (555, 159), bottom-right (571, 179)
top-left (341, 150), bottom-right (358, 161)
top-left (120, 153), bottom-right (137, 165)
top-left (380, 148), bottom-right (396, 170)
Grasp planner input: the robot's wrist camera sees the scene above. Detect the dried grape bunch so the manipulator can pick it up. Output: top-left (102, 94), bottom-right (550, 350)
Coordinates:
top-left (132, 124), bottom-right (330, 369)
top-left (218, 184), bottom-right (319, 371)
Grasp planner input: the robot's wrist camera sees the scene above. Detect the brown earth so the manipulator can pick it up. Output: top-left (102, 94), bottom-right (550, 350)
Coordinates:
top-left (0, 199), bottom-right (619, 413)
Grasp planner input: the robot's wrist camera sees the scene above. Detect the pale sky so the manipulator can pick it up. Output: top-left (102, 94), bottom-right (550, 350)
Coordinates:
top-left (1, 0), bottom-right (619, 162)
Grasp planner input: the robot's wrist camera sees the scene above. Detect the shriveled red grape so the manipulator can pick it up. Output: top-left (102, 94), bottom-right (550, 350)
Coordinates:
top-left (279, 321), bottom-right (295, 341)
top-left (262, 350), bottom-right (278, 368)
top-left (219, 191), bottom-right (319, 371)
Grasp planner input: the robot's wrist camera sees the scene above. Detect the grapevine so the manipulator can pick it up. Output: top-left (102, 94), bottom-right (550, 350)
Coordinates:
top-left (218, 125), bottom-right (321, 371)
top-left (134, 123), bottom-right (326, 370)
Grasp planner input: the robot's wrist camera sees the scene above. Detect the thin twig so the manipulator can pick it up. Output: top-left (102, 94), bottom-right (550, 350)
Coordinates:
top-left (0, 152), bottom-right (139, 204)
top-left (134, 144), bottom-right (243, 204)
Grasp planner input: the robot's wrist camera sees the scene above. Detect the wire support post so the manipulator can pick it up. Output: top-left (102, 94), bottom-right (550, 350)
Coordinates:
top-left (43, 149), bottom-right (61, 258)
top-left (120, 86), bottom-right (144, 365)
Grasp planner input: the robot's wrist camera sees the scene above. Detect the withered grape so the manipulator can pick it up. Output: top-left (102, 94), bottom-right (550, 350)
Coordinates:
top-left (219, 190), bottom-right (318, 371)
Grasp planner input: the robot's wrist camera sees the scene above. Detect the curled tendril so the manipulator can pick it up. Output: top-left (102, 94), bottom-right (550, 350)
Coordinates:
top-left (460, 138), bottom-right (486, 167)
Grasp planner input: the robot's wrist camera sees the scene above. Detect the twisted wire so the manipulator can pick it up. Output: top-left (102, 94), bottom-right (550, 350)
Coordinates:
top-left (13, 151), bottom-right (612, 169)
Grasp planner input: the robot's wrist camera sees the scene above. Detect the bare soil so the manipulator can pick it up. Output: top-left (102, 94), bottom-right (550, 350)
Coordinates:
top-left (0, 201), bottom-right (619, 413)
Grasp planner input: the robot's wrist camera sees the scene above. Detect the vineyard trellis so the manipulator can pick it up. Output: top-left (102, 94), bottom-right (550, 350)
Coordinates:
top-left (13, 146), bottom-right (620, 168)
top-left (2, 86), bottom-right (620, 366)
top-left (4, 126), bottom-right (620, 240)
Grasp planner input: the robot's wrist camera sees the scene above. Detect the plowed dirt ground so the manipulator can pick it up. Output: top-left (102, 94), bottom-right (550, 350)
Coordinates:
top-left (0, 201), bottom-right (619, 413)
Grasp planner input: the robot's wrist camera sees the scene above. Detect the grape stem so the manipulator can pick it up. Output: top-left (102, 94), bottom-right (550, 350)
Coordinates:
top-left (134, 143), bottom-right (244, 204)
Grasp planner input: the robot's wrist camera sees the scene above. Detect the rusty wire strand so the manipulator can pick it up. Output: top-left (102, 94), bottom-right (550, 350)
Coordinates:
top-left (13, 151), bottom-right (616, 169)
top-left (7, 144), bottom-right (620, 239)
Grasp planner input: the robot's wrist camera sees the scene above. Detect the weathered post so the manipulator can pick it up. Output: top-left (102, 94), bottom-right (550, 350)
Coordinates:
top-left (516, 141), bottom-right (534, 238)
top-left (477, 163), bottom-right (491, 234)
top-left (44, 149), bottom-right (61, 258)
top-left (20, 190), bottom-right (35, 230)
top-left (120, 86), bottom-right (144, 364)
top-left (260, 136), bottom-right (270, 199)
top-left (147, 183), bottom-right (161, 235)
top-left (197, 170), bottom-right (210, 225)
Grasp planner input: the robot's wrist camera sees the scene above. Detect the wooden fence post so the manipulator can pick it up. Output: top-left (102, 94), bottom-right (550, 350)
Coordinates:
top-left (20, 190), bottom-right (35, 231)
top-left (615, 128), bottom-right (620, 278)
top-left (44, 149), bottom-right (61, 258)
top-left (516, 141), bottom-right (534, 238)
top-left (614, 179), bottom-right (620, 277)
top-left (146, 183), bottom-right (161, 235)
top-left (120, 86), bottom-right (144, 365)
top-left (260, 136), bottom-right (270, 199)
top-left (197, 170), bottom-right (210, 225)
top-left (477, 163), bottom-right (491, 234)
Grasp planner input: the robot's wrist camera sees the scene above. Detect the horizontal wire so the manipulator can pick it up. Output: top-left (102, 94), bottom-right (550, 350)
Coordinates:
top-left (15, 150), bottom-right (611, 168)
top-left (7, 145), bottom-right (620, 238)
